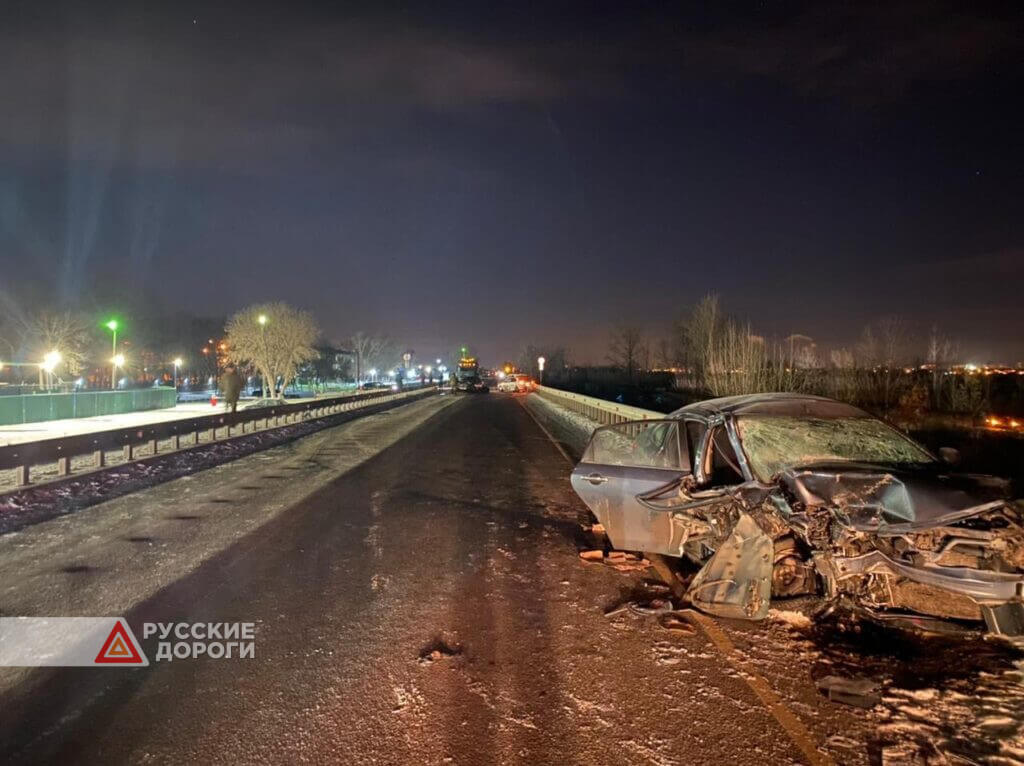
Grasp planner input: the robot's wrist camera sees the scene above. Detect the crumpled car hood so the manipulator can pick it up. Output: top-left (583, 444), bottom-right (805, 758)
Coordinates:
top-left (779, 463), bottom-right (1010, 531)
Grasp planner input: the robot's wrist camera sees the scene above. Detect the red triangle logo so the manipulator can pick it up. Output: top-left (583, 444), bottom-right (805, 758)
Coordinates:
top-left (94, 620), bottom-right (145, 664)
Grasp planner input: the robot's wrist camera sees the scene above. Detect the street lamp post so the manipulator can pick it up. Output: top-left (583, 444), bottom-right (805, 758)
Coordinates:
top-left (258, 313), bottom-right (268, 398)
top-left (111, 353), bottom-right (125, 388)
top-left (173, 357), bottom-right (183, 393)
top-left (105, 319), bottom-right (119, 390)
top-left (537, 356), bottom-right (546, 385)
top-left (41, 350), bottom-right (62, 391)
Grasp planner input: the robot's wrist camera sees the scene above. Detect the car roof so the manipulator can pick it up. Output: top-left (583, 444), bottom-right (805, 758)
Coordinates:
top-left (670, 392), bottom-right (870, 419)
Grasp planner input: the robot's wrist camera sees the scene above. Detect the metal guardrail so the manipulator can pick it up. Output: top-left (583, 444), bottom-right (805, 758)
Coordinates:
top-left (0, 387), bottom-right (436, 488)
top-left (535, 385), bottom-right (661, 425)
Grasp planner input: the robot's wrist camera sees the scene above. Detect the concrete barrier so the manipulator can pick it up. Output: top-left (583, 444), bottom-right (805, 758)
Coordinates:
top-left (534, 385), bottom-right (661, 425)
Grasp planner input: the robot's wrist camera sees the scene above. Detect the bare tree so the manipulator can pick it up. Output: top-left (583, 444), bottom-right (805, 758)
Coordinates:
top-left (853, 316), bottom-right (909, 412)
top-left (349, 332), bottom-right (373, 384)
top-left (225, 302), bottom-right (319, 399)
top-left (367, 336), bottom-right (396, 373)
top-left (349, 333), bottom-right (396, 382)
top-left (926, 325), bottom-right (959, 409)
top-left (21, 311), bottom-right (91, 383)
top-left (683, 293), bottom-right (721, 384)
top-left (607, 325), bottom-right (645, 382)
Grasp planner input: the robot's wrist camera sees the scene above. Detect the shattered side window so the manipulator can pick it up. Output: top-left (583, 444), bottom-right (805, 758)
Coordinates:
top-left (705, 426), bottom-right (744, 486)
top-left (584, 421), bottom-right (683, 469)
top-left (684, 420), bottom-right (705, 474)
top-left (735, 416), bottom-right (935, 481)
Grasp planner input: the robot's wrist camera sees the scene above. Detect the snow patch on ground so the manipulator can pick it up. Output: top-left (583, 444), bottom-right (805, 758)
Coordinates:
top-left (769, 608), bottom-right (813, 630)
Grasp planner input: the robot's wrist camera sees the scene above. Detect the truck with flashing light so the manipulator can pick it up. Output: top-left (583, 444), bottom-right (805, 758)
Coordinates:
top-left (453, 356), bottom-right (489, 393)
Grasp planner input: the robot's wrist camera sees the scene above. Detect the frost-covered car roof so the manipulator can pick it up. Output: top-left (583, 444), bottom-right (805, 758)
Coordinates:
top-left (670, 392), bottom-right (870, 419)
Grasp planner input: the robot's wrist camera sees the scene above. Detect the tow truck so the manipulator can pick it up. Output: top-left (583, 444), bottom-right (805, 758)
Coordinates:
top-left (453, 355), bottom-right (489, 393)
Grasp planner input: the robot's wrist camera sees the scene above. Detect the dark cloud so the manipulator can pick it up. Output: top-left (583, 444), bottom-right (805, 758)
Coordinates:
top-left (0, 1), bottom-right (1022, 362)
top-left (679, 3), bottom-right (1023, 104)
top-left (0, 12), bottom-right (570, 172)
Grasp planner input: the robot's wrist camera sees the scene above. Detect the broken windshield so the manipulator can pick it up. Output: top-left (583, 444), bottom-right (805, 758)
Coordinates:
top-left (735, 415), bottom-right (935, 481)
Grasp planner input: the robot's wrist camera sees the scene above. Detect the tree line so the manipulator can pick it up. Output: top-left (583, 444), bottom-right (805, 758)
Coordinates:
top-left (545, 294), bottom-right (1015, 419)
top-left (0, 301), bottom-right (403, 397)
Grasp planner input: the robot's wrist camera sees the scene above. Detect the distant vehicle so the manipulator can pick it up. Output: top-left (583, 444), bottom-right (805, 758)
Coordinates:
top-left (360, 381), bottom-right (387, 390)
top-left (570, 392), bottom-right (1024, 638)
top-left (454, 355), bottom-right (489, 393)
top-left (498, 373), bottom-right (533, 393)
top-left (454, 374), bottom-right (489, 393)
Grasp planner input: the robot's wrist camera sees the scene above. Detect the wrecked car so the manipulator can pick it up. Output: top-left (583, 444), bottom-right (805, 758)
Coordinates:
top-left (570, 393), bottom-right (1024, 638)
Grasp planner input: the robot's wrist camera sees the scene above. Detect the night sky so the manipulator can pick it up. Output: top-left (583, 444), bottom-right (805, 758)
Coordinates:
top-left (1, 1), bottom-right (1022, 364)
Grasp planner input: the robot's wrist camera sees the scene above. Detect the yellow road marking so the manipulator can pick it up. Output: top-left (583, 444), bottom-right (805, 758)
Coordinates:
top-left (647, 555), bottom-right (834, 766)
top-left (683, 609), bottom-right (835, 766)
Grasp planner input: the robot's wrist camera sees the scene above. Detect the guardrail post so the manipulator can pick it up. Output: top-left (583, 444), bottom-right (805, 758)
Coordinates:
top-left (57, 456), bottom-right (70, 476)
top-left (193, 430), bottom-right (201, 445)
top-left (94, 450), bottom-right (105, 467)
top-left (172, 434), bottom-right (181, 450)
top-left (15, 465), bottom-right (29, 486)
top-left (148, 438), bottom-right (158, 455)
top-left (123, 444), bottom-right (133, 461)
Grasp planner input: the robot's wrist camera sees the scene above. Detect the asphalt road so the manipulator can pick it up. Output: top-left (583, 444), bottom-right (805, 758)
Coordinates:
top-left (1, 394), bottom-right (1020, 764)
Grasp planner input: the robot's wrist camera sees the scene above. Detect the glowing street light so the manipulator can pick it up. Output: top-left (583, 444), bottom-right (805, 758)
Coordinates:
top-left (105, 318), bottom-right (120, 390)
top-left (40, 350), bottom-right (62, 390)
top-left (112, 354), bottom-right (126, 389)
top-left (173, 357), bottom-right (183, 391)
top-left (537, 356), bottom-right (546, 385)
top-left (41, 350), bottom-right (62, 373)
top-left (257, 314), bottom-right (268, 394)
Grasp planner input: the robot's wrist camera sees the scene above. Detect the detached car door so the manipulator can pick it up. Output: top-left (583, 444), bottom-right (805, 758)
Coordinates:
top-left (571, 420), bottom-right (690, 554)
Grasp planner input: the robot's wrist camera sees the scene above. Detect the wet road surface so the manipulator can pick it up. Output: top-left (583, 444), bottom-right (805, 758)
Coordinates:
top-left (1, 393), bottom-right (1021, 764)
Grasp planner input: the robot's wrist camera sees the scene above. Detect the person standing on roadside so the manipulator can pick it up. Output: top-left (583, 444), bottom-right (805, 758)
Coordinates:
top-left (219, 364), bottom-right (244, 413)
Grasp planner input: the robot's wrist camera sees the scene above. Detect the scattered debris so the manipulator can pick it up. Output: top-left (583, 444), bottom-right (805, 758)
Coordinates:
top-left (658, 612), bottom-right (697, 635)
top-left (627, 598), bottom-right (673, 616)
top-left (578, 548), bottom-right (652, 571)
top-left (816, 674), bottom-right (881, 708)
top-left (768, 608), bottom-right (813, 630)
top-left (418, 636), bottom-right (463, 664)
top-left (606, 551), bottom-right (651, 572)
